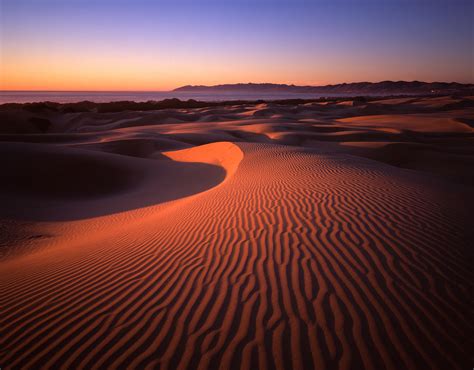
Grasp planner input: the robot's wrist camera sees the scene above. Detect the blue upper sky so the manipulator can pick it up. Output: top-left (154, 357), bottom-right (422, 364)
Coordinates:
top-left (1, 0), bottom-right (472, 90)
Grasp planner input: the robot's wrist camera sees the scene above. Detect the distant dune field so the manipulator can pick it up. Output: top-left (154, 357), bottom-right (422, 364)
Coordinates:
top-left (1, 96), bottom-right (473, 369)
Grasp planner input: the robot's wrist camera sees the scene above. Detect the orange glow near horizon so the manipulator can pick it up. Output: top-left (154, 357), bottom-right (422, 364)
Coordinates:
top-left (4, 50), bottom-right (469, 91)
top-left (1, 49), bottom-right (362, 91)
top-left (3, 45), bottom-right (471, 91)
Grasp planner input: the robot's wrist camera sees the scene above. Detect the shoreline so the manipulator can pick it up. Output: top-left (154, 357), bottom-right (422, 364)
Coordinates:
top-left (2, 92), bottom-right (473, 113)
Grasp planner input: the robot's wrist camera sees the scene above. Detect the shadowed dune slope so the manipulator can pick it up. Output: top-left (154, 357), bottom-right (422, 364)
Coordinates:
top-left (0, 142), bottom-right (234, 221)
top-left (1, 142), bottom-right (472, 370)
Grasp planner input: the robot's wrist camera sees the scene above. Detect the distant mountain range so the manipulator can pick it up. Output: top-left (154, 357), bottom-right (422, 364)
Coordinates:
top-left (174, 81), bottom-right (474, 95)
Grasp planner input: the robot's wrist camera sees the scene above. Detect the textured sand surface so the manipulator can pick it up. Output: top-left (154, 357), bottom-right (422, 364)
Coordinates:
top-left (1, 96), bottom-right (473, 369)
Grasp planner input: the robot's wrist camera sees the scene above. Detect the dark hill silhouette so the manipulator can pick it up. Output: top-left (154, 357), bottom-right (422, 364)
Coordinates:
top-left (174, 81), bottom-right (474, 95)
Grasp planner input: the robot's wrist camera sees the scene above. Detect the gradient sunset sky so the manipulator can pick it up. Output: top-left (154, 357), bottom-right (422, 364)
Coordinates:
top-left (1, 0), bottom-right (472, 91)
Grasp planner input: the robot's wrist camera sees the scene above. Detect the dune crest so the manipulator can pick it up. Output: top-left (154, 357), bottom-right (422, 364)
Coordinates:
top-left (164, 141), bottom-right (244, 180)
top-left (0, 142), bottom-right (229, 222)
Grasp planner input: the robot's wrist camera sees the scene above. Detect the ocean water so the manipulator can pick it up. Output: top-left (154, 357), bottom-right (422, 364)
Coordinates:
top-left (0, 91), bottom-right (341, 104)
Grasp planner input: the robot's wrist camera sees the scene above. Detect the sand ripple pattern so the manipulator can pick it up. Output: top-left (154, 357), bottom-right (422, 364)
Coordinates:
top-left (1, 143), bottom-right (472, 370)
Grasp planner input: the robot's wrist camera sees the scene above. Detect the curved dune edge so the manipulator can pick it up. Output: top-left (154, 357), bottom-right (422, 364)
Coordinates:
top-left (163, 141), bottom-right (244, 180)
top-left (0, 142), bottom-right (243, 260)
top-left (0, 142), bottom-right (230, 223)
top-left (0, 142), bottom-right (244, 258)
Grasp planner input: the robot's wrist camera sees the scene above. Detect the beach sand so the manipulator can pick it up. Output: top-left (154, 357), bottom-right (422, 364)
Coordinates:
top-left (1, 95), bottom-right (473, 369)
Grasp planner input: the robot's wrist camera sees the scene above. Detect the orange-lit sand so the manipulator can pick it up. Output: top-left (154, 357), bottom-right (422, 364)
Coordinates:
top-left (1, 96), bottom-right (473, 369)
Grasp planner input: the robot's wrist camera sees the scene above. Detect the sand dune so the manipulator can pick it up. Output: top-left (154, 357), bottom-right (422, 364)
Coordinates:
top-left (0, 142), bottom-right (227, 222)
top-left (338, 114), bottom-right (473, 133)
top-left (1, 96), bottom-right (473, 369)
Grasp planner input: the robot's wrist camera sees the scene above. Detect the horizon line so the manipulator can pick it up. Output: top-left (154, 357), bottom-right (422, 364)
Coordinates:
top-left (1, 79), bottom-right (473, 93)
